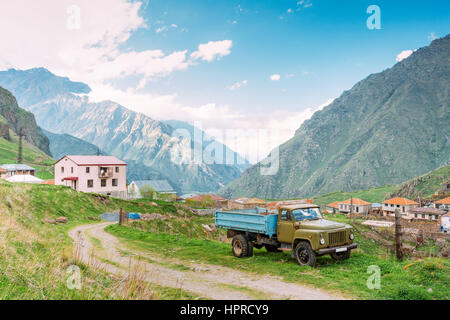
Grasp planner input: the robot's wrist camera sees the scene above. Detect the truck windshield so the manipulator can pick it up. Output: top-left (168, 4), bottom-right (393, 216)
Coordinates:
top-left (292, 208), bottom-right (322, 221)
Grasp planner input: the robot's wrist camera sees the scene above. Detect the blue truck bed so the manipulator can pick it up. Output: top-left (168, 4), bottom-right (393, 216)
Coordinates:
top-left (214, 207), bottom-right (278, 238)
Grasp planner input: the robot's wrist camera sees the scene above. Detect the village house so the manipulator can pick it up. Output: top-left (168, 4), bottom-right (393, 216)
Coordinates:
top-left (442, 213), bottom-right (450, 232)
top-left (434, 197), bottom-right (450, 211)
top-left (382, 197), bottom-right (418, 217)
top-left (187, 194), bottom-right (228, 208)
top-left (0, 164), bottom-right (36, 177)
top-left (228, 197), bottom-right (266, 210)
top-left (54, 155), bottom-right (127, 198)
top-left (338, 198), bottom-right (371, 215)
top-left (408, 207), bottom-right (446, 221)
top-left (128, 180), bottom-right (176, 199)
top-left (326, 201), bottom-right (340, 214)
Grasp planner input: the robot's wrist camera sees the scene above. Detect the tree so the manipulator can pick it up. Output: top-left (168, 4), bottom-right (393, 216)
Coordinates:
top-left (139, 185), bottom-right (156, 199)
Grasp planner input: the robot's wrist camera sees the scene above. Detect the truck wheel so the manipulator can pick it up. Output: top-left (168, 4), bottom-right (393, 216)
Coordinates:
top-left (265, 245), bottom-right (281, 252)
top-left (247, 241), bottom-right (254, 257)
top-left (294, 242), bottom-right (316, 267)
top-left (331, 250), bottom-right (351, 261)
top-left (232, 234), bottom-right (251, 258)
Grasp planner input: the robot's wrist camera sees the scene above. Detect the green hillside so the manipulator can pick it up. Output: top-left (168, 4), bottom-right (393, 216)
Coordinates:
top-left (0, 115), bottom-right (54, 179)
top-left (0, 180), bottom-right (196, 299)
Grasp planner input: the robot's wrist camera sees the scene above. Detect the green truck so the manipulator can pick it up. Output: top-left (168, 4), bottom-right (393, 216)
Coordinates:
top-left (215, 204), bottom-right (357, 267)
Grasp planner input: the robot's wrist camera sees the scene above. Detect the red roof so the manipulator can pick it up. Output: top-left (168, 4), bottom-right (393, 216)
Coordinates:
top-left (189, 194), bottom-right (227, 202)
top-left (383, 197), bottom-right (418, 205)
top-left (435, 197), bottom-right (450, 205)
top-left (55, 155), bottom-right (126, 166)
top-left (340, 198), bottom-right (371, 205)
top-left (63, 177), bottom-right (78, 181)
top-left (326, 201), bottom-right (340, 209)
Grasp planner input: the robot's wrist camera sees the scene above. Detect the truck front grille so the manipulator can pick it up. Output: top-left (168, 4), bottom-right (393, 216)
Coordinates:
top-left (328, 231), bottom-right (346, 245)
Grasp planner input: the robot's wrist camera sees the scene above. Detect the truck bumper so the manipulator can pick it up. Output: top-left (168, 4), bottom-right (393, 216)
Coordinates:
top-left (317, 243), bottom-right (358, 256)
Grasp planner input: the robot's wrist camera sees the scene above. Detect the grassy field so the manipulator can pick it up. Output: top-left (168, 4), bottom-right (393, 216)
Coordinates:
top-left (106, 213), bottom-right (449, 300)
top-left (0, 180), bottom-right (197, 299)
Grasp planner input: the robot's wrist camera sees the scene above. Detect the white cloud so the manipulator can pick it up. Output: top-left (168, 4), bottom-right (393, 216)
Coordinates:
top-left (287, 8), bottom-right (293, 14)
top-left (396, 49), bottom-right (415, 62)
top-left (227, 80), bottom-right (248, 91)
top-left (0, 0), bottom-right (231, 89)
top-left (270, 74), bottom-right (281, 81)
top-left (190, 40), bottom-right (233, 62)
top-left (428, 32), bottom-right (438, 42)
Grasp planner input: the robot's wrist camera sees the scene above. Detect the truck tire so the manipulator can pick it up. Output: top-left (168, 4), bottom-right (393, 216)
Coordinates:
top-left (232, 234), bottom-right (251, 258)
top-left (331, 250), bottom-right (351, 261)
top-left (294, 241), bottom-right (317, 267)
top-left (265, 245), bottom-right (281, 253)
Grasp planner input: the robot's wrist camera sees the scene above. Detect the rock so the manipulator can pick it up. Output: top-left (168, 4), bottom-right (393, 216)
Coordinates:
top-left (202, 224), bottom-right (213, 232)
top-left (141, 213), bottom-right (167, 221)
top-left (55, 217), bottom-right (68, 224)
top-left (42, 218), bottom-right (57, 224)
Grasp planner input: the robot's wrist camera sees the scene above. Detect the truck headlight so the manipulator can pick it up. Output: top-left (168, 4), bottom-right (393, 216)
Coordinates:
top-left (320, 238), bottom-right (325, 245)
top-left (349, 233), bottom-right (354, 240)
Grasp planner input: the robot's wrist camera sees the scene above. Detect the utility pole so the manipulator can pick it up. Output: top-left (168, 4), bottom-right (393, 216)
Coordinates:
top-left (350, 194), bottom-right (354, 222)
top-left (394, 209), bottom-right (403, 260)
top-left (17, 128), bottom-right (25, 164)
top-left (96, 148), bottom-right (100, 156)
top-left (119, 207), bottom-right (124, 225)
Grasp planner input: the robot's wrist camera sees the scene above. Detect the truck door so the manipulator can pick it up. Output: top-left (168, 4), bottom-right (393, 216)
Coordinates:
top-left (277, 209), bottom-right (295, 243)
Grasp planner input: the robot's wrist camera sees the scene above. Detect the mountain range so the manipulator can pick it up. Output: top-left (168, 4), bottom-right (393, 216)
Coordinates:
top-left (220, 34), bottom-right (450, 199)
top-left (0, 69), bottom-right (249, 193)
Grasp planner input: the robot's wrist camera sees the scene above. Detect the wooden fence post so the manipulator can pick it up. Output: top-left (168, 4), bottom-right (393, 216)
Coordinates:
top-left (395, 209), bottom-right (403, 260)
top-left (119, 207), bottom-right (123, 226)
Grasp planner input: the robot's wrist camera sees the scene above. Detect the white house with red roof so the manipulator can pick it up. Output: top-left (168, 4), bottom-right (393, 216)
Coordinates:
top-left (54, 155), bottom-right (127, 198)
top-left (382, 197), bottom-right (418, 217)
top-left (338, 198), bottom-right (372, 215)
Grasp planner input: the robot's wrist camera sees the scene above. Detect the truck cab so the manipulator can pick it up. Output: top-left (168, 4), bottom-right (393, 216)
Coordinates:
top-left (276, 204), bottom-right (357, 266)
top-left (215, 204), bottom-right (357, 267)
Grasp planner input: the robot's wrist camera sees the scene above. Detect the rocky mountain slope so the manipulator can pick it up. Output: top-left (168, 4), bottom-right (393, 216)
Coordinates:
top-left (0, 85), bottom-right (51, 155)
top-left (221, 34), bottom-right (450, 199)
top-left (0, 68), bottom-right (245, 193)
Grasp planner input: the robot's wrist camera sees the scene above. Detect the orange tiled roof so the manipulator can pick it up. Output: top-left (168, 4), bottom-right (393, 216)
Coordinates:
top-left (326, 201), bottom-right (340, 209)
top-left (340, 198), bottom-right (371, 205)
top-left (41, 179), bottom-right (55, 185)
top-left (435, 197), bottom-right (450, 205)
top-left (383, 197), bottom-right (418, 205)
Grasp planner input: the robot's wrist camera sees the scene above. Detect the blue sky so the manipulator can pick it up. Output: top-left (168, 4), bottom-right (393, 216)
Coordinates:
top-left (0, 0), bottom-right (449, 161)
top-left (128, 0), bottom-right (450, 113)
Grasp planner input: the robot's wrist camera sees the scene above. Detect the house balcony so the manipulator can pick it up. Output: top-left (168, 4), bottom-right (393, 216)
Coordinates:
top-left (98, 167), bottom-right (113, 178)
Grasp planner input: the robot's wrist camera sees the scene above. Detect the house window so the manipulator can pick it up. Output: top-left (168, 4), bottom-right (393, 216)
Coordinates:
top-left (356, 206), bottom-right (359, 213)
top-left (101, 179), bottom-right (106, 187)
top-left (112, 179), bottom-right (118, 187)
top-left (115, 167), bottom-right (119, 173)
top-left (86, 167), bottom-right (90, 173)
top-left (402, 206), bottom-right (405, 213)
top-left (61, 167), bottom-right (64, 173)
top-left (71, 167), bottom-right (74, 174)
top-left (396, 205), bottom-right (400, 208)
top-left (87, 180), bottom-right (93, 188)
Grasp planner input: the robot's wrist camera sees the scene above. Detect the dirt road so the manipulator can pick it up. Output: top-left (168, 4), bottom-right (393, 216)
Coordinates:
top-left (69, 223), bottom-right (346, 300)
